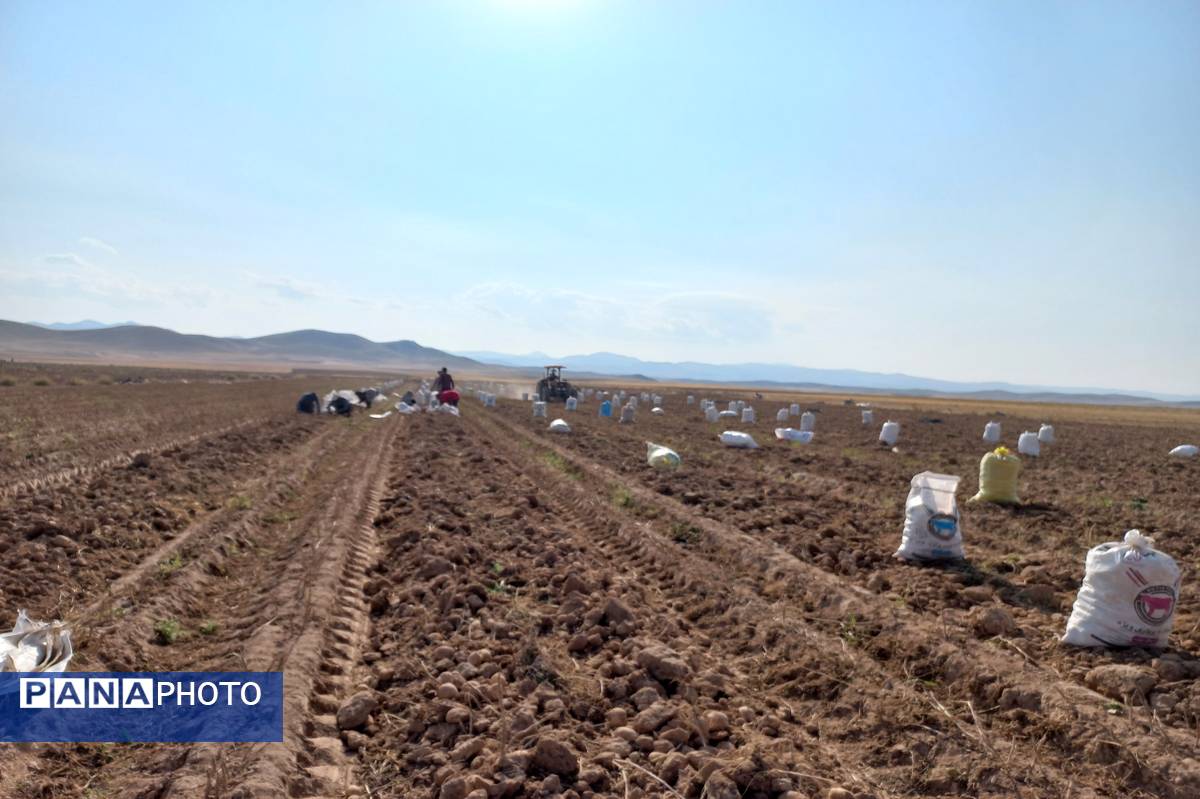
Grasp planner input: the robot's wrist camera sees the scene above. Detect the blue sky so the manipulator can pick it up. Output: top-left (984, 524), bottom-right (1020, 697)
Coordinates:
top-left (2, 1), bottom-right (1198, 394)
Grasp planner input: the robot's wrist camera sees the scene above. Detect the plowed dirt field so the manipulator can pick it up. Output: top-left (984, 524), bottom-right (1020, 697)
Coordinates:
top-left (2, 374), bottom-right (1199, 799)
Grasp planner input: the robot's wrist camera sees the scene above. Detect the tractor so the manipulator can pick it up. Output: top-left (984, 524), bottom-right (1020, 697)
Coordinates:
top-left (536, 365), bottom-right (578, 403)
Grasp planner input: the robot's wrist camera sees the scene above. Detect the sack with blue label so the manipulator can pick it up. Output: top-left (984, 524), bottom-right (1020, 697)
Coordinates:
top-left (896, 472), bottom-right (964, 562)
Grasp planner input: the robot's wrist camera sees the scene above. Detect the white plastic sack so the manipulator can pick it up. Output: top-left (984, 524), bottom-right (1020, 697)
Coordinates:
top-left (776, 408), bottom-right (789, 422)
top-left (861, 409), bottom-right (874, 426)
top-left (799, 412), bottom-right (815, 433)
top-left (1018, 431), bottom-right (1040, 457)
top-left (393, 402), bottom-right (417, 414)
top-left (651, 407), bottom-right (665, 415)
top-left (719, 431), bottom-right (759, 449)
top-left (532, 401), bottom-right (547, 418)
top-left (686, 395), bottom-right (695, 405)
top-left (565, 397), bottom-right (578, 411)
top-left (775, 428), bottom-right (813, 443)
top-left (646, 441), bottom-right (681, 469)
top-left (895, 472), bottom-right (963, 562)
top-left (741, 407), bottom-right (756, 423)
top-left (705, 406), bottom-right (719, 423)
top-left (549, 418), bottom-right (571, 433)
top-left (1, 611), bottom-right (73, 673)
top-left (434, 404), bottom-right (460, 416)
top-left (727, 401), bottom-right (738, 412)
top-left (789, 403), bottom-right (800, 417)
top-left (1038, 424), bottom-right (1055, 444)
top-left (718, 410), bottom-right (738, 419)
top-left (1169, 444), bottom-right (1198, 458)
top-left (983, 421), bottom-right (1002, 443)
top-left (879, 421), bottom-right (900, 446)
top-left (1062, 530), bottom-right (1180, 648)
top-left (620, 405), bottom-right (636, 424)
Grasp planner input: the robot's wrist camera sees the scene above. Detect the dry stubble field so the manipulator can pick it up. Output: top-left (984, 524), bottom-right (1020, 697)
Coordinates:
top-left (1, 364), bottom-right (1198, 799)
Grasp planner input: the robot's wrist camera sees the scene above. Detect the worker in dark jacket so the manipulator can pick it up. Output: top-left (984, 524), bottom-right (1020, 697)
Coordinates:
top-left (433, 368), bottom-right (454, 392)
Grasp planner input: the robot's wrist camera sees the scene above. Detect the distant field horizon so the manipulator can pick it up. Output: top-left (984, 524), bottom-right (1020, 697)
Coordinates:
top-left (3, 319), bottom-right (1197, 407)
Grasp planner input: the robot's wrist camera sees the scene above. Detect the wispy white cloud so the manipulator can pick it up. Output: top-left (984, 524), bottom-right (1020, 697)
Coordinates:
top-left (79, 237), bottom-right (119, 255)
top-left (242, 271), bottom-right (406, 314)
top-left (42, 253), bottom-right (93, 268)
top-left (252, 274), bottom-right (320, 302)
top-left (6, 255), bottom-right (218, 307)
top-left (457, 282), bottom-right (784, 350)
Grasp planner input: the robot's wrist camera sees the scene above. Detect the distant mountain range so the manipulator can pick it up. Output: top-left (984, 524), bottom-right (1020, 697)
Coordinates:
top-left (0, 320), bottom-right (480, 372)
top-left (457, 350), bottom-right (1200, 405)
top-left (3, 321), bottom-right (1195, 405)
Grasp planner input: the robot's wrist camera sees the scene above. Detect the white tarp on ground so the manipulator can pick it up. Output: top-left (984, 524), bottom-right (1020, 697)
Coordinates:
top-left (775, 428), bottom-right (814, 443)
top-left (1169, 444), bottom-right (1198, 458)
top-left (369, 411), bottom-right (392, 419)
top-left (1, 611), bottom-right (73, 673)
top-left (1062, 530), bottom-right (1180, 648)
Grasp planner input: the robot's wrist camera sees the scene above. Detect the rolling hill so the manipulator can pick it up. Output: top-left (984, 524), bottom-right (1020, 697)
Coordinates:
top-left (0, 320), bottom-right (480, 372)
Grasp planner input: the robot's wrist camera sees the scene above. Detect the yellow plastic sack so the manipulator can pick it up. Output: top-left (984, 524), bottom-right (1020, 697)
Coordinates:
top-left (970, 446), bottom-right (1020, 504)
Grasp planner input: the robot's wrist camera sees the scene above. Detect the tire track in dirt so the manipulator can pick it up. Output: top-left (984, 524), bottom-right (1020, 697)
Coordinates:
top-left (358, 414), bottom-right (888, 798)
top-left (0, 416), bottom-right (273, 502)
top-left (467, 413), bottom-right (1083, 798)
top-left (347, 411), bottom-right (1128, 798)
top-left (475, 408), bottom-right (1200, 798)
top-left (0, 416), bottom-right (326, 623)
top-left (6, 416), bottom-right (404, 799)
top-left (490, 398), bottom-right (1200, 738)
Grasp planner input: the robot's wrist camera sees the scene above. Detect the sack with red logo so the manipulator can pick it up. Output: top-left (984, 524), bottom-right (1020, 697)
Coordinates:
top-left (1062, 530), bottom-right (1180, 648)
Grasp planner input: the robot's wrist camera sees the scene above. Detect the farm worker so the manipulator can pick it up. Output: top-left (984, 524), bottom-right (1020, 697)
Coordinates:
top-left (433, 367), bottom-right (459, 406)
top-left (433, 367), bottom-right (455, 393)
